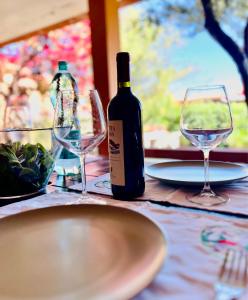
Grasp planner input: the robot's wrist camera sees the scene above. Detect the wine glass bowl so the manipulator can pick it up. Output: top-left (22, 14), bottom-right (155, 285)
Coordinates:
top-left (4, 105), bottom-right (32, 129)
top-left (180, 85), bottom-right (233, 206)
top-left (53, 89), bottom-right (107, 199)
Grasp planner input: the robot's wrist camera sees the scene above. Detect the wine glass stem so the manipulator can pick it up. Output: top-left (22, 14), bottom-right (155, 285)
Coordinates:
top-left (79, 153), bottom-right (87, 197)
top-left (202, 150), bottom-right (211, 193)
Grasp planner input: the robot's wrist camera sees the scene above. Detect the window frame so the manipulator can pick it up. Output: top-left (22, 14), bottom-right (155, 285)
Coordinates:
top-left (145, 148), bottom-right (248, 163)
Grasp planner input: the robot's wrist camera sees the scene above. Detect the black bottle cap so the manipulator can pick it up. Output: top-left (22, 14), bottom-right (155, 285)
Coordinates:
top-left (116, 52), bottom-right (130, 83)
top-left (116, 52), bottom-right (130, 62)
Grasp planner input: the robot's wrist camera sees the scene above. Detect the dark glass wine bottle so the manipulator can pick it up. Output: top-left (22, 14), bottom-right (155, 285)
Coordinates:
top-left (108, 52), bottom-right (145, 199)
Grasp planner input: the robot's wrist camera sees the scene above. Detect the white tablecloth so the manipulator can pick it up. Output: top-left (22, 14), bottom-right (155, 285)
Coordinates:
top-left (0, 191), bottom-right (247, 299)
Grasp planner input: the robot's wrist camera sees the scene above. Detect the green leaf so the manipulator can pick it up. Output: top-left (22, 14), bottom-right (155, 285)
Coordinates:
top-left (0, 141), bottom-right (54, 197)
top-left (19, 167), bottom-right (37, 177)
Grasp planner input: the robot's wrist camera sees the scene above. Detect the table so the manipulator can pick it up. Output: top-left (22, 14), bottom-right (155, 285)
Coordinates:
top-left (0, 157), bottom-right (247, 300)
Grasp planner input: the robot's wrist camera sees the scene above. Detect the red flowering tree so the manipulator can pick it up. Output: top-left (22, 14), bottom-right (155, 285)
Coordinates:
top-left (0, 19), bottom-right (93, 126)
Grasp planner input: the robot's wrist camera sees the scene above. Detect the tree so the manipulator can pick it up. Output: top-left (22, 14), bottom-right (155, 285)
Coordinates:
top-left (142, 0), bottom-right (248, 108)
top-left (120, 8), bottom-right (186, 133)
top-left (0, 19), bottom-right (92, 127)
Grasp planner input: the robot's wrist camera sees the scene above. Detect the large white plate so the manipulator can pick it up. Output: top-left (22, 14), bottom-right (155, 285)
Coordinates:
top-left (146, 160), bottom-right (248, 186)
top-left (0, 204), bottom-right (166, 300)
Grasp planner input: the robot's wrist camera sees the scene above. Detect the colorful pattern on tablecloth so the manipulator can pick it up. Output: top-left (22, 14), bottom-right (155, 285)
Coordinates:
top-left (201, 225), bottom-right (248, 253)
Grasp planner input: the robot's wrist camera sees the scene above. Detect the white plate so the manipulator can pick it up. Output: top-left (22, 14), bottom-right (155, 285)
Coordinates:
top-left (146, 160), bottom-right (248, 186)
top-left (0, 204), bottom-right (166, 300)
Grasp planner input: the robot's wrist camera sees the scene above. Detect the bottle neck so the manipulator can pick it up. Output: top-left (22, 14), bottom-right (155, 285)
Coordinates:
top-left (117, 56), bottom-right (131, 93)
top-left (118, 81), bottom-right (131, 93)
top-left (58, 69), bottom-right (68, 74)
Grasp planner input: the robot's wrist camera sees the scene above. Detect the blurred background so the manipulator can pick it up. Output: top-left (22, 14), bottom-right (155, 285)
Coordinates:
top-left (0, 0), bottom-right (247, 151)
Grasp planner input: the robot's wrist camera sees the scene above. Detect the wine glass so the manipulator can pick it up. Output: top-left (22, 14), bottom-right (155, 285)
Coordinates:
top-left (53, 89), bottom-right (107, 201)
top-left (180, 85), bottom-right (233, 206)
top-left (4, 105), bottom-right (32, 142)
top-left (4, 105), bottom-right (32, 129)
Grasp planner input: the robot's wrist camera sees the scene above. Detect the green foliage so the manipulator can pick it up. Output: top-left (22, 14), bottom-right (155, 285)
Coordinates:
top-left (227, 102), bottom-right (248, 148)
top-left (120, 7), bottom-right (184, 132)
top-left (141, 0), bottom-right (248, 110)
top-left (120, 5), bottom-right (248, 148)
top-left (181, 100), bottom-right (233, 130)
top-left (0, 142), bottom-right (54, 197)
top-left (180, 101), bottom-right (248, 148)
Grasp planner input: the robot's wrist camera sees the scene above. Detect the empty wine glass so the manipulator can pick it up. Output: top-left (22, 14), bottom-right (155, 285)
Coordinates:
top-left (180, 85), bottom-right (233, 206)
top-left (53, 89), bottom-right (107, 201)
top-left (4, 105), bottom-right (32, 129)
top-left (4, 105), bottom-right (32, 142)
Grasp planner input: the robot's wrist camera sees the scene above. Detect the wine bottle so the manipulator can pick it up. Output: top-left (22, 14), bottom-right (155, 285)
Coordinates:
top-left (108, 52), bottom-right (145, 199)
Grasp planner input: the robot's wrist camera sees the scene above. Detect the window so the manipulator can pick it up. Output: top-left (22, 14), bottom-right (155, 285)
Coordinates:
top-left (119, 0), bottom-right (248, 160)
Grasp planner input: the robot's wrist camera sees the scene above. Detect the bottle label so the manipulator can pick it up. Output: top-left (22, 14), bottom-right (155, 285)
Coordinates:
top-left (108, 120), bottom-right (125, 186)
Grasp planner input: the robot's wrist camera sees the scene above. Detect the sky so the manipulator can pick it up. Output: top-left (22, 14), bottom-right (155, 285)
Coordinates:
top-left (168, 31), bottom-right (243, 101)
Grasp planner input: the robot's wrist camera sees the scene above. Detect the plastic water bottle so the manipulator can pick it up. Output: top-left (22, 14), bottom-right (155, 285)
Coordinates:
top-left (50, 61), bottom-right (80, 176)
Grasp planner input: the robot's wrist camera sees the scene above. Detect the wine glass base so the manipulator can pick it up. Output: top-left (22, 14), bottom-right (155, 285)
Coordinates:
top-left (187, 191), bottom-right (229, 207)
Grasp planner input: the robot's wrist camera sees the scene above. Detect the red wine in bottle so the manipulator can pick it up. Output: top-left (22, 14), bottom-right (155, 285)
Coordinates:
top-left (108, 52), bottom-right (145, 199)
